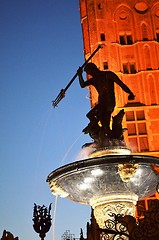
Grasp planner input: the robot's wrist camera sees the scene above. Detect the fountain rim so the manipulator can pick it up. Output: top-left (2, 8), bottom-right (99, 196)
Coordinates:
top-left (47, 154), bottom-right (159, 182)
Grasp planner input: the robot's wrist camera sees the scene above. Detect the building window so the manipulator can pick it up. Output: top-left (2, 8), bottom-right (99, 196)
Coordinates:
top-left (126, 111), bottom-right (145, 121)
top-left (123, 63), bottom-right (136, 74)
top-left (127, 35), bottom-right (133, 44)
top-left (126, 110), bottom-right (149, 152)
top-left (142, 23), bottom-right (148, 41)
top-left (103, 61), bottom-right (108, 70)
top-left (128, 137), bottom-right (138, 152)
top-left (126, 111), bottom-right (135, 121)
top-left (126, 110), bottom-right (146, 122)
top-left (139, 137), bottom-right (149, 151)
top-left (120, 35), bottom-right (126, 45)
top-left (144, 45), bottom-right (152, 70)
top-left (98, 4), bottom-right (101, 9)
top-left (148, 75), bottom-right (157, 105)
top-left (138, 123), bottom-right (147, 135)
top-left (123, 63), bottom-right (129, 74)
top-left (127, 123), bottom-right (136, 135)
top-left (119, 34), bottom-right (133, 45)
top-left (130, 63), bottom-right (137, 73)
top-left (136, 110), bottom-right (145, 120)
top-left (156, 32), bottom-right (159, 42)
top-left (100, 33), bottom-right (105, 41)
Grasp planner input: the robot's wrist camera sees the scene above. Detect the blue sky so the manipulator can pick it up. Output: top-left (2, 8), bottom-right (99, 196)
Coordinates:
top-left (0, 1), bottom-right (92, 239)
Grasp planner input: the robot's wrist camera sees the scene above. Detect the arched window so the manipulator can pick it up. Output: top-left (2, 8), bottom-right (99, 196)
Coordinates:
top-left (114, 6), bottom-right (135, 44)
top-left (119, 33), bottom-right (133, 45)
top-left (144, 45), bottom-right (152, 70)
top-left (141, 23), bottom-right (148, 41)
top-left (151, 3), bottom-right (159, 40)
top-left (147, 75), bottom-right (157, 105)
top-left (156, 29), bottom-right (159, 42)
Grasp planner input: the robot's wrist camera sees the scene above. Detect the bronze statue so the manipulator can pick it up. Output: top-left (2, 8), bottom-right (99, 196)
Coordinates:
top-left (77, 63), bottom-right (135, 147)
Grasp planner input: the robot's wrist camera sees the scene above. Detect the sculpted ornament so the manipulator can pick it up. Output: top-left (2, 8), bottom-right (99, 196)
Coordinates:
top-left (100, 200), bottom-right (159, 240)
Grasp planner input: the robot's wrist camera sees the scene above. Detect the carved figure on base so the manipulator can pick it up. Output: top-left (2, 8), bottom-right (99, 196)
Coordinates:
top-left (110, 109), bottom-right (127, 140)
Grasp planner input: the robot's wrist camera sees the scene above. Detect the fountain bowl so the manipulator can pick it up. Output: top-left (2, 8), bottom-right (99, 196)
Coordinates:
top-left (47, 153), bottom-right (159, 228)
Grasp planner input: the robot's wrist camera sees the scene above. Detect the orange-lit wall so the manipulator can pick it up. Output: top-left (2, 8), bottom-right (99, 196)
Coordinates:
top-left (79, 0), bottom-right (159, 229)
top-left (79, 0), bottom-right (159, 156)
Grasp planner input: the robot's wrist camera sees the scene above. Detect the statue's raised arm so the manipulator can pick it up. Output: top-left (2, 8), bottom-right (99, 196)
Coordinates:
top-left (52, 45), bottom-right (104, 107)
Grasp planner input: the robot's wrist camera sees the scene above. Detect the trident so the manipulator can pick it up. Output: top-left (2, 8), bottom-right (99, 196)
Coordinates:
top-left (52, 44), bottom-right (104, 107)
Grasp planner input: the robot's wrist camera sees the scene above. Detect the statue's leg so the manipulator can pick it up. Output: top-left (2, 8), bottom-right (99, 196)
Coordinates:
top-left (86, 105), bottom-right (99, 121)
top-left (100, 111), bottom-right (112, 136)
top-left (98, 101), bottom-right (114, 137)
top-left (98, 101), bottom-right (115, 137)
top-left (83, 105), bottom-right (99, 134)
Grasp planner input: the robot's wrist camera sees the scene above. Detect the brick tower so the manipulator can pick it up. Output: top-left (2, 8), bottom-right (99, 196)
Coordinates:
top-left (79, 0), bottom-right (159, 236)
top-left (79, 0), bottom-right (159, 156)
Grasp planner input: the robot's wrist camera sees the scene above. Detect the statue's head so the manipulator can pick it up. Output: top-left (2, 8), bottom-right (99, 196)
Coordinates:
top-left (84, 63), bottom-right (98, 75)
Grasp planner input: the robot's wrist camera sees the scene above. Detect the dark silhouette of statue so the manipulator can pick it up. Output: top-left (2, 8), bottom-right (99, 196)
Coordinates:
top-left (77, 63), bottom-right (135, 147)
top-left (32, 203), bottom-right (52, 240)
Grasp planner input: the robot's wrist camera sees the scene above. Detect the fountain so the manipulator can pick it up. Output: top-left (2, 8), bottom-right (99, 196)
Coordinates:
top-left (47, 152), bottom-right (159, 228)
top-left (47, 61), bottom-right (159, 229)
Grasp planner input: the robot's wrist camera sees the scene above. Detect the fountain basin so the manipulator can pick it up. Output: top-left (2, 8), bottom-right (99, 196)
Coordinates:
top-left (47, 154), bottom-right (159, 227)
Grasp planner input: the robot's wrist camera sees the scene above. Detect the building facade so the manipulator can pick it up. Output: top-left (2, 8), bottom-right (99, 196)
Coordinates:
top-left (79, 0), bottom-right (159, 237)
top-left (79, 0), bottom-right (159, 156)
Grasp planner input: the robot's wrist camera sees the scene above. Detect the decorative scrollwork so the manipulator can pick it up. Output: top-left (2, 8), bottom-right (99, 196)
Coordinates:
top-left (101, 214), bottom-right (129, 240)
top-left (100, 200), bottom-right (159, 240)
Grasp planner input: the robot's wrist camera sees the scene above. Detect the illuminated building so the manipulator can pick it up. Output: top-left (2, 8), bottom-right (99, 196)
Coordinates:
top-left (79, 0), bottom-right (159, 236)
top-left (79, 0), bottom-right (159, 156)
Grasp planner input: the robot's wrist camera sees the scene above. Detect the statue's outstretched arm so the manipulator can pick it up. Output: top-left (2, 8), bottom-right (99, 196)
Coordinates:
top-left (113, 73), bottom-right (135, 100)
